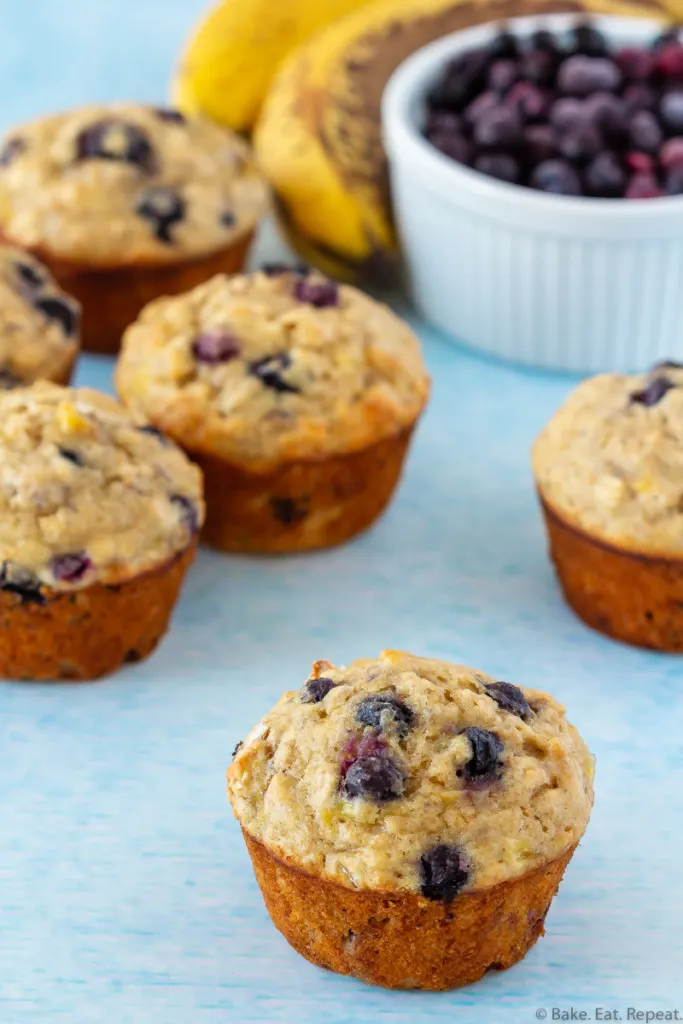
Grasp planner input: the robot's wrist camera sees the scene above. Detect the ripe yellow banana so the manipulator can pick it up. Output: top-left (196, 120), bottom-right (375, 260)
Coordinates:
top-left (255, 0), bottom-right (677, 283)
top-left (173, 0), bottom-right (377, 134)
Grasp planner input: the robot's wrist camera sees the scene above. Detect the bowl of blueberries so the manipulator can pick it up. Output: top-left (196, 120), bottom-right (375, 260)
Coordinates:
top-left (382, 15), bottom-right (683, 372)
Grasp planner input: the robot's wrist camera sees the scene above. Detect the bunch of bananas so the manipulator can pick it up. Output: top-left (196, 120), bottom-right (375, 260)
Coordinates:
top-left (176, 0), bottom-right (679, 283)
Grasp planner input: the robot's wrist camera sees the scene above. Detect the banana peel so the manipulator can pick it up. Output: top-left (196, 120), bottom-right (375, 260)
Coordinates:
top-left (255, 0), bottom-right (679, 284)
top-left (173, 0), bottom-right (377, 133)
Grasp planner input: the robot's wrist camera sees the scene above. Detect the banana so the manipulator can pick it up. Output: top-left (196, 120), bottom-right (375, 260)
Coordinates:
top-left (173, 0), bottom-right (377, 134)
top-left (255, 0), bottom-right (676, 283)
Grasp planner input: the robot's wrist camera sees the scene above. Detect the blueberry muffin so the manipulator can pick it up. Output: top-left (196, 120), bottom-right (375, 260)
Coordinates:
top-left (0, 383), bottom-right (204, 680)
top-left (115, 267), bottom-right (430, 553)
top-left (0, 244), bottom-right (80, 387)
top-left (0, 104), bottom-right (268, 354)
top-left (533, 363), bottom-right (683, 650)
top-left (227, 650), bottom-right (594, 990)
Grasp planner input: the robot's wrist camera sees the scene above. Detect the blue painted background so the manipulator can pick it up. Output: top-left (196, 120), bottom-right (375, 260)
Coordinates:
top-left (1, 2), bottom-right (682, 1021)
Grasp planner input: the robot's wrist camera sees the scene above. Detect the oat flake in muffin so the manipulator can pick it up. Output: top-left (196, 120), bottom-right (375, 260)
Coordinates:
top-left (533, 363), bottom-right (683, 555)
top-left (115, 268), bottom-right (430, 470)
top-left (0, 383), bottom-right (204, 592)
top-left (0, 104), bottom-right (268, 263)
top-left (227, 651), bottom-right (594, 895)
top-left (0, 245), bottom-right (79, 386)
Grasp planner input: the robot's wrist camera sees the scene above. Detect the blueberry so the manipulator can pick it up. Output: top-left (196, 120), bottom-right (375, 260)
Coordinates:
top-left (153, 107), bottom-right (186, 124)
top-left (486, 30), bottom-right (518, 60)
top-left (585, 93), bottom-right (628, 145)
top-left (261, 262), bottom-right (308, 277)
top-left (519, 49), bottom-right (557, 88)
top-left (625, 172), bottom-right (664, 199)
top-left (0, 368), bottom-right (23, 389)
top-left (473, 105), bottom-right (521, 148)
top-left (628, 111), bottom-right (663, 155)
top-left (473, 152), bottom-right (519, 183)
top-left (531, 159), bottom-right (582, 195)
top-left (549, 97), bottom-right (587, 131)
top-left (654, 28), bottom-right (682, 52)
top-left (665, 162), bottom-right (683, 194)
top-left (232, 740), bottom-right (243, 758)
top-left (585, 151), bottom-right (626, 197)
top-left (428, 50), bottom-right (489, 110)
top-left (530, 29), bottom-right (560, 54)
top-left (616, 46), bottom-right (655, 82)
top-left (624, 83), bottom-right (657, 114)
top-left (570, 22), bottom-right (608, 58)
top-left (0, 562), bottom-right (45, 604)
top-left (250, 353), bottom-right (299, 394)
top-left (425, 110), bottom-right (463, 136)
top-left (430, 132), bottom-right (472, 165)
top-left (15, 261), bottom-right (45, 289)
top-left (301, 676), bottom-right (337, 703)
top-left (558, 56), bottom-right (621, 96)
top-left (505, 82), bottom-right (549, 122)
top-left (523, 124), bottom-right (558, 164)
top-left (488, 59), bottom-right (519, 94)
top-left (459, 726), bottom-right (504, 783)
top-left (0, 136), bottom-right (25, 167)
top-left (464, 90), bottom-right (499, 125)
top-left (355, 693), bottom-right (414, 738)
top-left (342, 753), bottom-right (405, 802)
top-left (137, 424), bottom-right (168, 443)
top-left (660, 136), bottom-right (683, 168)
top-left (656, 40), bottom-right (683, 78)
top-left (135, 186), bottom-right (185, 244)
top-left (631, 376), bottom-right (675, 405)
top-left (170, 494), bottom-right (199, 533)
top-left (51, 552), bottom-right (92, 583)
top-left (220, 209), bottom-right (236, 228)
top-left (34, 296), bottom-right (79, 337)
top-left (192, 329), bottom-right (241, 364)
top-left (293, 276), bottom-right (339, 308)
top-left (558, 124), bottom-right (602, 165)
top-left (76, 120), bottom-right (155, 172)
top-left (485, 680), bottom-right (531, 719)
top-left (59, 447), bottom-right (84, 467)
top-left (269, 496), bottom-right (309, 525)
top-left (419, 844), bottom-right (469, 902)
top-left (653, 359), bottom-right (683, 369)
top-left (661, 88), bottom-right (683, 133)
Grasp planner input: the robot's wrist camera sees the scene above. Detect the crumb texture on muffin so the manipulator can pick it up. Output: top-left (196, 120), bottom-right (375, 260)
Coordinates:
top-left (227, 651), bottom-right (594, 895)
top-left (116, 269), bottom-right (430, 469)
top-left (0, 104), bottom-right (268, 263)
top-left (0, 383), bottom-right (204, 591)
top-left (533, 365), bottom-right (683, 555)
top-left (0, 244), bottom-right (79, 385)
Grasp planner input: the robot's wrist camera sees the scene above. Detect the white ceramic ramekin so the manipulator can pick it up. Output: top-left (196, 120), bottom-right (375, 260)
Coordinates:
top-left (382, 14), bottom-right (683, 374)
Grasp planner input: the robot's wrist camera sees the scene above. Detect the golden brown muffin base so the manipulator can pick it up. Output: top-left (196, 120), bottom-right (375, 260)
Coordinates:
top-left (191, 425), bottom-right (416, 554)
top-left (242, 829), bottom-right (577, 991)
top-left (0, 543), bottom-right (196, 681)
top-left (540, 494), bottom-right (683, 651)
top-left (0, 230), bottom-right (253, 355)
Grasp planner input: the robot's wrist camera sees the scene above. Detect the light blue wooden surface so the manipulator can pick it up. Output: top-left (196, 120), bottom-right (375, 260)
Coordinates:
top-left (1, 3), bottom-right (682, 1022)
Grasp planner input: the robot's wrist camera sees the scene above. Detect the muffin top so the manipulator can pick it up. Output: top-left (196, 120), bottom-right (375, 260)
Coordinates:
top-left (0, 245), bottom-right (80, 386)
top-left (227, 651), bottom-right (594, 898)
top-left (533, 363), bottom-right (683, 555)
top-left (115, 268), bottom-right (430, 469)
top-left (0, 383), bottom-right (204, 596)
top-left (0, 104), bottom-right (268, 264)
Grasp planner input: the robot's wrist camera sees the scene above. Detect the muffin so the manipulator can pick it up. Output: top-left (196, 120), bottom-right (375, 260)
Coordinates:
top-left (0, 244), bottom-right (80, 387)
top-left (0, 104), bottom-right (268, 354)
top-left (0, 383), bottom-right (204, 680)
top-left (115, 268), bottom-right (430, 553)
top-left (533, 363), bottom-right (683, 650)
top-left (227, 650), bottom-right (594, 990)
